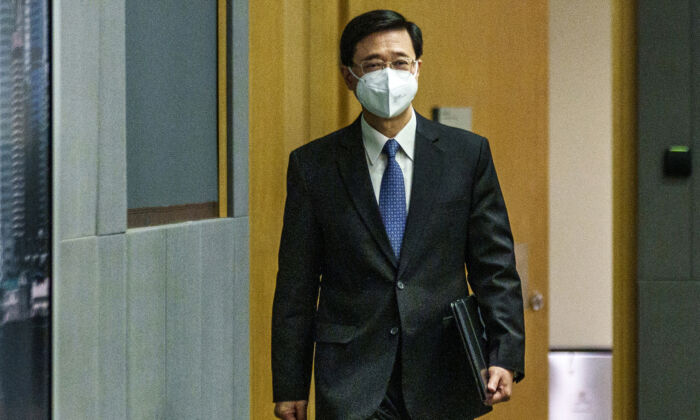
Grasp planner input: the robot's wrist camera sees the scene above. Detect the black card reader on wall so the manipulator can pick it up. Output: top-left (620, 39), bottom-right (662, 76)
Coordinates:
top-left (664, 146), bottom-right (692, 177)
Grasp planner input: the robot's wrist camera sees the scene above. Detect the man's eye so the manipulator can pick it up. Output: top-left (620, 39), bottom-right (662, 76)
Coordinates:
top-left (364, 62), bottom-right (382, 71)
top-left (392, 59), bottom-right (411, 70)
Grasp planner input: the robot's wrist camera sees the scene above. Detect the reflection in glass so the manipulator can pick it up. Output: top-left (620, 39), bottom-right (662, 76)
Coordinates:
top-left (0, 0), bottom-right (51, 417)
top-left (126, 0), bottom-right (219, 227)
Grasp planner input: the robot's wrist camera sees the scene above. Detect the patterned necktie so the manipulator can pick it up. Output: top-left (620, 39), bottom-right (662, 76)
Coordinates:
top-left (379, 139), bottom-right (407, 258)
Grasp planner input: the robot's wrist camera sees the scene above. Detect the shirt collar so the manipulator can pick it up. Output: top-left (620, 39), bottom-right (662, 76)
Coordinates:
top-left (361, 109), bottom-right (416, 166)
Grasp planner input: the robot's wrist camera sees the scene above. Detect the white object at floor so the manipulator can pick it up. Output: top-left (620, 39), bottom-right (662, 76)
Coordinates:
top-left (549, 351), bottom-right (612, 420)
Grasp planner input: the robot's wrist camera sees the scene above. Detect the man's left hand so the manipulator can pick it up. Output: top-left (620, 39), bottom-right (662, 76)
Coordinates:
top-left (484, 366), bottom-right (514, 406)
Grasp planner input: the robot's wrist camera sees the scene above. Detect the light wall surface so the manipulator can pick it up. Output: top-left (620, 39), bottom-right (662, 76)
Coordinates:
top-left (549, 0), bottom-right (613, 349)
top-left (52, 1), bottom-right (250, 418)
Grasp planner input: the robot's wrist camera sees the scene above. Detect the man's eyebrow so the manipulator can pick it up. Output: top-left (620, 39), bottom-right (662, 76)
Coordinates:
top-left (357, 51), bottom-right (413, 62)
top-left (357, 53), bottom-right (383, 62)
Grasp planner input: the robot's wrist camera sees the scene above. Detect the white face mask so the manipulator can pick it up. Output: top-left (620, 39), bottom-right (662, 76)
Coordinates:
top-left (349, 67), bottom-right (418, 119)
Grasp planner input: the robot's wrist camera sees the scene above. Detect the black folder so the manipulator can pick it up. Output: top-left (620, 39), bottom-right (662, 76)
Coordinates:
top-left (450, 295), bottom-right (489, 402)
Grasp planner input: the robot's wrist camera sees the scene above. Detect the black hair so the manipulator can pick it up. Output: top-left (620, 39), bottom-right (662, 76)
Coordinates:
top-left (339, 10), bottom-right (423, 67)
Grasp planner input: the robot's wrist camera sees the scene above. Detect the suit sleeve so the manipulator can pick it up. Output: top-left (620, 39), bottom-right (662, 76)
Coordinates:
top-left (271, 150), bottom-right (323, 401)
top-left (464, 138), bottom-right (525, 382)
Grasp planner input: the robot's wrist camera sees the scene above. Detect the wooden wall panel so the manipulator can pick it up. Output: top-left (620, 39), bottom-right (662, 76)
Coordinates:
top-left (230, 217), bottom-right (252, 420)
top-left (200, 220), bottom-right (238, 419)
top-left (97, 235), bottom-right (128, 419)
top-left (55, 1), bottom-right (100, 240)
top-left (694, 0), bottom-right (700, 281)
top-left (250, 1), bottom-right (548, 418)
top-left (637, 0), bottom-right (692, 280)
top-left (250, 2), bottom-right (287, 417)
top-left (54, 238), bottom-right (99, 419)
top-left (97, 0), bottom-right (127, 235)
top-left (126, 229), bottom-right (168, 419)
top-left (249, 0), bottom-right (347, 413)
top-left (636, 0), bottom-right (700, 418)
top-left (56, 222), bottom-right (247, 419)
top-left (638, 282), bottom-right (700, 419)
top-left (165, 224), bottom-right (203, 419)
top-left (308, 2), bottom-right (347, 138)
top-left (249, 1), bottom-right (343, 416)
top-left (54, 1), bottom-right (250, 418)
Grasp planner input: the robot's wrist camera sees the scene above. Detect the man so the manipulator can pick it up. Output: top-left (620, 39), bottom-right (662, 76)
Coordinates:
top-left (272, 9), bottom-right (524, 420)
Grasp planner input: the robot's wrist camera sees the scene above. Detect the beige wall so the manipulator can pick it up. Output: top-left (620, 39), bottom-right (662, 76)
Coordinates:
top-left (549, 0), bottom-right (613, 348)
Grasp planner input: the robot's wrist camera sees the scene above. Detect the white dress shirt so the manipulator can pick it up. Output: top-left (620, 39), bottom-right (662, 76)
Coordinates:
top-left (361, 109), bottom-right (416, 210)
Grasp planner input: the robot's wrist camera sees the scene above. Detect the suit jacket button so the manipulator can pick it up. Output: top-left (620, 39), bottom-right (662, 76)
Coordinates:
top-left (397, 281), bottom-right (405, 290)
top-left (390, 327), bottom-right (399, 335)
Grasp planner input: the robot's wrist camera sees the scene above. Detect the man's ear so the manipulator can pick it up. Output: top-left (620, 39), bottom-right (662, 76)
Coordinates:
top-left (341, 66), bottom-right (357, 91)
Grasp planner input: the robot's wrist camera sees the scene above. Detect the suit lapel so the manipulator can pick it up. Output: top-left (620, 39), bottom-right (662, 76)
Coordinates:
top-left (336, 118), bottom-right (398, 267)
top-left (397, 115), bottom-right (443, 279)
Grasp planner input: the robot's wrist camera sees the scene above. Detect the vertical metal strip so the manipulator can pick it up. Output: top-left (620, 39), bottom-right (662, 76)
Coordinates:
top-left (217, 0), bottom-right (228, 218)
top-left (337, 0), bottom-right (350, 125)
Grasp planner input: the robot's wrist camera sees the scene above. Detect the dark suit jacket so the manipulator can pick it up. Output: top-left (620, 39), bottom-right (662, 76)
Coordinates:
top-left (272, 113), bottom-right (525, 420)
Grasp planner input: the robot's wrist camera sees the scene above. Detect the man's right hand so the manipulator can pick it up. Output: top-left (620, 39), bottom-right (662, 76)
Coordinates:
top-left (274, 400), bottom-right (308, 420)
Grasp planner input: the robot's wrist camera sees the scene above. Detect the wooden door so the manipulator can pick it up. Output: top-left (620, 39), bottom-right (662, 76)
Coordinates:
top-left (250, 1), bottom-right (549, 418)
top-left (342, 2), bottom-right (549, 418)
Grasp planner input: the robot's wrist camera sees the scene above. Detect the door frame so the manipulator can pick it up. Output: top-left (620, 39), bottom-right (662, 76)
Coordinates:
top-left (611, 1), bottom-right (637, 419)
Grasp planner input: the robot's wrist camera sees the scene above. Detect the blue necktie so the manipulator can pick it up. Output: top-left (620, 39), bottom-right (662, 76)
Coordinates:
top-left (379, 139), bottom-right (406, 258)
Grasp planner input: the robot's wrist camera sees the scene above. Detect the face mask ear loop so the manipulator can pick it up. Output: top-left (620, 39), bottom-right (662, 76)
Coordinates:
top-left (410, 60), bottom-right (419, 78)
top-left (347, 66), bottom-right (362, 81)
